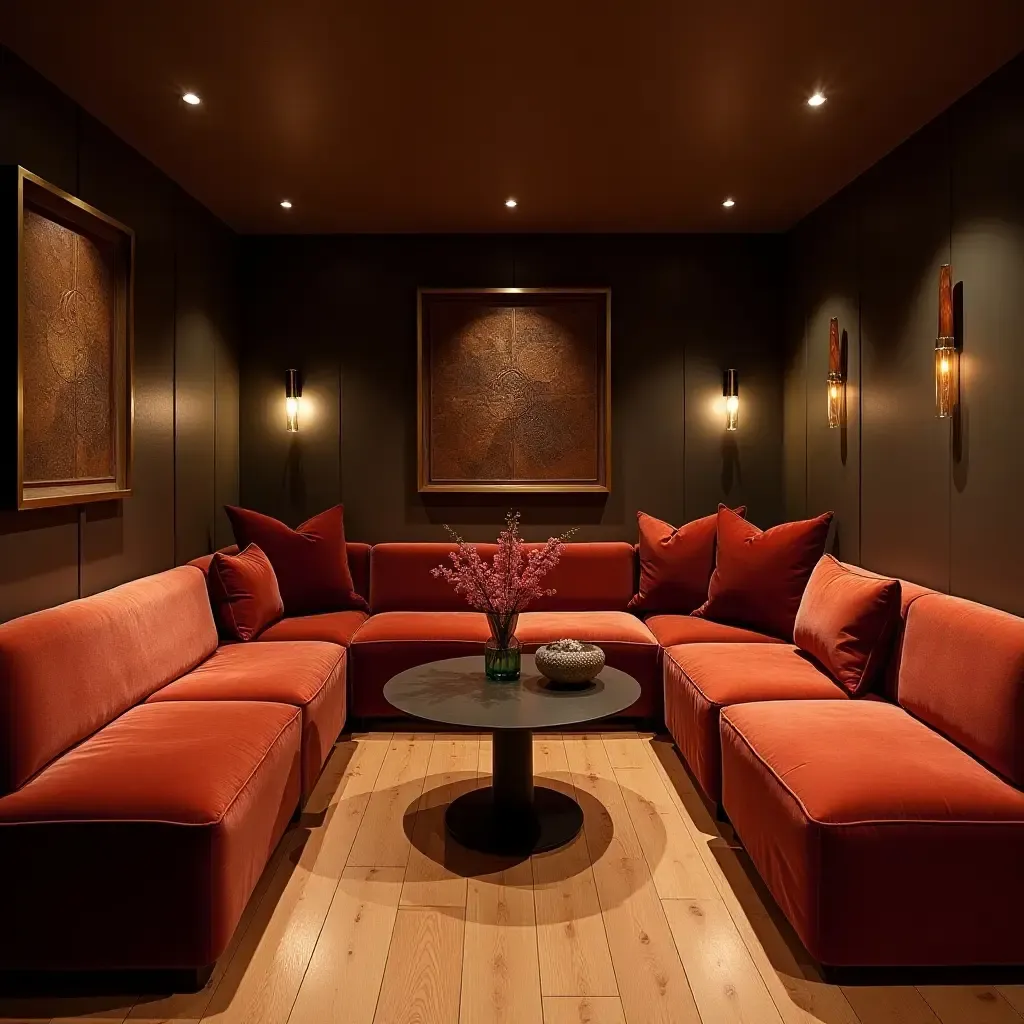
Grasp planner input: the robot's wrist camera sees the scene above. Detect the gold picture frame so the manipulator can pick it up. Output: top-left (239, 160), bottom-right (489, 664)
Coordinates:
top-left (417, 287), bottom-right (611, 493)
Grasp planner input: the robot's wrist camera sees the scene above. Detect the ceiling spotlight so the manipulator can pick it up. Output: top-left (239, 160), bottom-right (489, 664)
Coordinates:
top-left (182, 92), bottom-right (201, 106)
top-left (807, 91), bottom-right (827, 107)
top-left (280, 200), bottom-right (293, 209)
top-left (722, 198), bottom-right (736, 208)
top-left (505, 198), bottom-right (517, 209)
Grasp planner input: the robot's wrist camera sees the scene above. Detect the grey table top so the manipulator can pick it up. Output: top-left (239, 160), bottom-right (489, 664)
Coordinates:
top-left (382, 654), bottom-right (642, 730)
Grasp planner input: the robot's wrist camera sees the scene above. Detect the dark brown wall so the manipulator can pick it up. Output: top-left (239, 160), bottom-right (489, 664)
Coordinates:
top-left (239, 234), bottom-right (784, 543)
top-left (784, 53), bottom-right (1024, 615)
top-left (0, 48), bottom-right (239, 621)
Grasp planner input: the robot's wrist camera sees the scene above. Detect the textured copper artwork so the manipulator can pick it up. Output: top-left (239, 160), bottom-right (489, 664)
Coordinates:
top-left (419, 290), bottom-right (610, 492)
top-left (21, 209), bottom-right (116, 483)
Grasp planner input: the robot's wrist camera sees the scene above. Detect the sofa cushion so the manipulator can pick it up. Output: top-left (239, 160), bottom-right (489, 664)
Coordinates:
top-left (148, 641), bottom-right (346, 800)
top-left (516, 610), bottom-right (658, 717)
top-left (0, 566), bottom-right (218, 796)
top-left (0, 700), bottom-right (301, 970)
top-left (349, 611), bottom-right (491, 717)
top-left (208, 543), bottom-right (284, 642)
top-left (663, 643), bottom-right (846, 802)
top-left (693, 507), bottom-right (833, 641)
top-left (720, 700), bottom-right (1024, 966)
top-left (794, 556), bottom-right (901, 697)
top-left (225, 504), bottom-right (368, 615)
top-left (370, 541), bottom-right (636, 614)
top-left (629, 507), bottom-right (744, 614)
top-left (257, 609), bottom-right (369, 647)
top-left (644, 614), bottom-right (782, 648)
top-left (898, 593), bottom-right (1024, 787)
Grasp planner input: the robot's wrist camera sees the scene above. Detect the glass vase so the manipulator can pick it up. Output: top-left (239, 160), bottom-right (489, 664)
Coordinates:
top-left (485, 636), bottom-right (522, 681)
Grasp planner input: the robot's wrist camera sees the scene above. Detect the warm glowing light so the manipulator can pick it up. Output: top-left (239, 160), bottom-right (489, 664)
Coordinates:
top-left (280, 200), bottom-right (293, 209)
top-left (935, 264), bottom-right (958, 418)
top-left (505, 198), bottom-right (517, 208)
top-left (941, 358), bottom-right (950, 374)
top-left (182, 92), bottom-right (201, 106)
top-left (807, 92), bottom-right (826, 107)
top-left (286, 369), bottom-right (301, 432)
top-left (723, 369), bottom-right (739, 431)
top-left (722, 198), bottom-right (735, 208)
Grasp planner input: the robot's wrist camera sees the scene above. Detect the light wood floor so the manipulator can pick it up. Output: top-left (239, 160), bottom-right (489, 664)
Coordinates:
top-left (4, 731), bottom-right (1024, 1024)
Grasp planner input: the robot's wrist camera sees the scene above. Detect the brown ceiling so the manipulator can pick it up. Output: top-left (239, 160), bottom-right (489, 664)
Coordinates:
top-left (2, 1), bottom-right (1023, 234)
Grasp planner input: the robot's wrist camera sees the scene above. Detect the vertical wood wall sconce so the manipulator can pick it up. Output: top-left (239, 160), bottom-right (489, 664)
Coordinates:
top-left (935, 264), bottom-right (958, 419)
top-left (285, 369), bottom-right (301, 432)
top-left (724, 369), bottom-right (739, 431)
top-left (827, 317), bottom-right (844, 429)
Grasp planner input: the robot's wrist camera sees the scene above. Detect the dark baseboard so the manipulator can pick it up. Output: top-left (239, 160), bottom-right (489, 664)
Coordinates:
top-left (821, 963), bottom-right (1024, 986)
top-left (0, 964), bottom-right (214, 997)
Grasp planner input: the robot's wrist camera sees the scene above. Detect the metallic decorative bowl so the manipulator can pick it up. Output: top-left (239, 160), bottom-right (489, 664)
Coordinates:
top-left (535, 639), bottom-right (606, 685)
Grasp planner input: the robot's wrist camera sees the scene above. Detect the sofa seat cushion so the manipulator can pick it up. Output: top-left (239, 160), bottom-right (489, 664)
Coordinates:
top-left (0, 700), bottom-right (301, 970)
top-left (644, 614), bottom-right (782, 648)
top-left (349, 611), bottom-right (491, 717)
top-left (720, 700), bottom-right (1024, 967)
top-left (663, 643), bottom-right (846, 802)
top-left (257, 609), bottom-right (369, 647)
top-left (148, 642), bottom-right (346, 800)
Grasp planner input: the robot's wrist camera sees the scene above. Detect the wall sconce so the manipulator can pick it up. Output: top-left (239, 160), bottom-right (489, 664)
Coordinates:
top-left (723, 369), bottom-right (739, 431)
top-left (285, 369), bottom-right (301, 432)
top-left (935, 264), bottom-right (958, 419)
top-left (827, 317), bottom-right (844, 429)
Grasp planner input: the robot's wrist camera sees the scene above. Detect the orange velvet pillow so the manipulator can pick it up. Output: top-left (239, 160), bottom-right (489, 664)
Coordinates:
top-left (629, 507), bottom-right (746, 614)
top-left (692, 506), bottom-right (833, 641)
top-left (225, 504), bottom-right (368, 616)
top-left (208, 544), bottom-right (284, 641)
top-left (794, 556), bottom-right (901, 696)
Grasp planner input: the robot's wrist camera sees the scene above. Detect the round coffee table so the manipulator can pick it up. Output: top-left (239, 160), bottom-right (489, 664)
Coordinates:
top-left (382, 655), bottom-right (641, 855)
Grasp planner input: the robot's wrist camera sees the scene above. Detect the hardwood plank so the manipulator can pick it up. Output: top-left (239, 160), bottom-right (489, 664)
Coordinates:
top-left (543, 996), bottom-right (627, 1024)
top-left (613, 762), bottom-right (718, 900)
top-left (373, 908), bottom-right (465, 1024)
top-left (842, 986), bottom-right (942, 1024)
top-left (918, 987), bottom-right (1024, 1024)
top-left (348, 734), bottom-right (434, 867)
top-left (402, 735), bottom-right (480, 908)
top-left (663, 898), bottom-right (784, 1024)
top-left (601, 733), bottom-right (648, 770)
top-left (998, 989), bottom-right (1024, 1016)
top-left (287, 866), bottom-right (403, 1024)
top-left (460, 858), bottom-right (543, 1024)
top-left (49, 999), bottom-right (135, 1023)
top-left (197, 736), bottom-right (392, 1024)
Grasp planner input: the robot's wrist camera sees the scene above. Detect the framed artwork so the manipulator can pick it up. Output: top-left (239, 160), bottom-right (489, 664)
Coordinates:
top-left (417, 288), bottom-right (611, 493)
top-left (3, 166), bottom-right (134, 509)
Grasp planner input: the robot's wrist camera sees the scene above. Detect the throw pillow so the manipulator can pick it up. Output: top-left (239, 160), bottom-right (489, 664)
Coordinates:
top-left (225, 504), bottom-right (368, 616)
top-left (794, 555), bottom-right (902, 696)
top-left (692, 506), bottom-right (833, 640)
top-left (628, 507), bottom-right (746, 614)
top-left (208, 543), bottom-right (284, 641)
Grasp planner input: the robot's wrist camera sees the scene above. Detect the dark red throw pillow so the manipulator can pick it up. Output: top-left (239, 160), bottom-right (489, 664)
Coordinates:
top-left (208, 544), bottom-right (284, 641)
top-left (629, 507), bottom-right (746, 614)
top-left (224, 504), bottom-right (368, 616)
top-left (794, 556), bottom-right (902, 696)
top-left (693, 507), bottom-right (833, 641)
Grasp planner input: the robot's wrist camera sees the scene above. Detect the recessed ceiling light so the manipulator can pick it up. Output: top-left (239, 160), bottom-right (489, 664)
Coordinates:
top-left (722, 198), bottom-right (735, 208)
top-left (807, 91), bottom-right (826, 107)
top-left (182, 92), bottom-right (201, 106)
top-left (505, 198), bottom-right (517, 209)
top-left (280, 200), bottom-right (293, 209)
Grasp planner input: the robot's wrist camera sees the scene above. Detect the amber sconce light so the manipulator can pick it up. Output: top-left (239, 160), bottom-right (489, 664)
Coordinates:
top-left (286, 369), bottom-right (301, 432)
top-left (724, 369), bottom-right (739, 431)
top-left (935, 265), bottom-right (958, 419)
top-left (827, 317), bottom-right (845, 429)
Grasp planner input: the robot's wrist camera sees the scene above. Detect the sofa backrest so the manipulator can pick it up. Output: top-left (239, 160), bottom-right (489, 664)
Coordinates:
top-left (0, 566), bottom-right (218, 795)
top-left (898, 592), bottom-right (1024, 787)
top-left (188, 541), bottom-right (372, 604)
top-left (370, 541), bottom-right (637, 614)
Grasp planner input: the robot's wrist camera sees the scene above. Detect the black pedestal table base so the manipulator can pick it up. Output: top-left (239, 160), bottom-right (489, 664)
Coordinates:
top-left (444, 727), bottom-right (583, 855)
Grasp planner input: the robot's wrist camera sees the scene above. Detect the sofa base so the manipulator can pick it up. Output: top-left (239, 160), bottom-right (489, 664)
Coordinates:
top-left (819, 964), bottom-right (1024, 987)
top-left (0, 964), bottom-right (214, 997)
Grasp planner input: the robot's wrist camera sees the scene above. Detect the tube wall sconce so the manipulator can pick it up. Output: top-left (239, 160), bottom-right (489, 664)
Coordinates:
top-left (827, 317), bottom-right (844, 429)
top-left (935, 264), bottom-right (958, 419)
top-left (285, 369), bottom-right (301, 432)
top-left (723, 369), bottom-right (739, 431)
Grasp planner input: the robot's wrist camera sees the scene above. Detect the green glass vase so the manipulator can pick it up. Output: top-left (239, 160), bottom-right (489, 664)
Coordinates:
top-left (485, 612), bottom-right (521, 681)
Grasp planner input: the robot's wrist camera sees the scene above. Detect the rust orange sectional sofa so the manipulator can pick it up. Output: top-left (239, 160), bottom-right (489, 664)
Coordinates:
top-left (2, 540), bottom-right (1023, 976)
